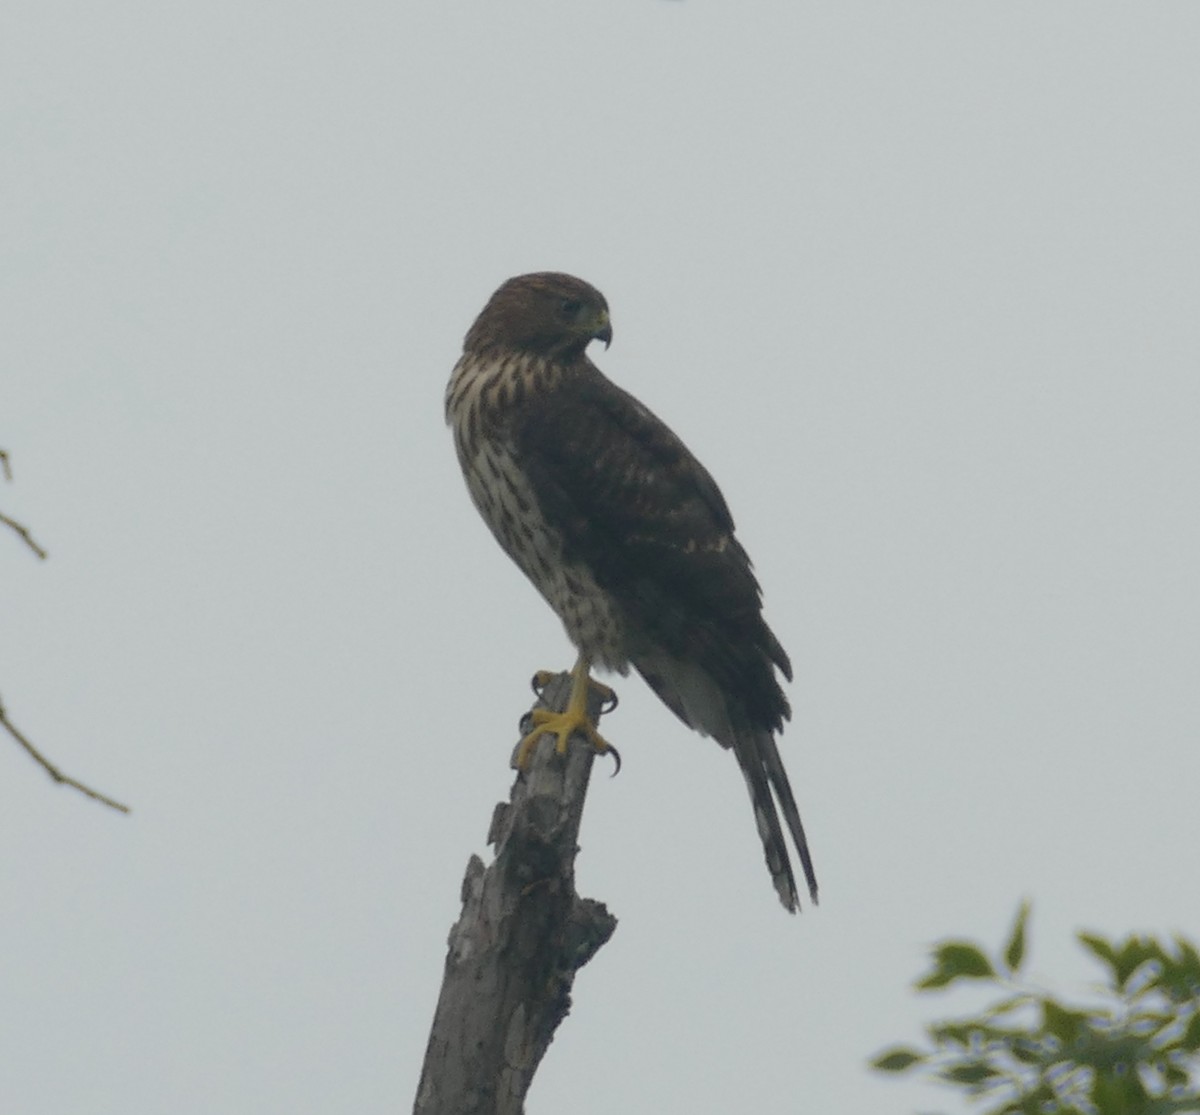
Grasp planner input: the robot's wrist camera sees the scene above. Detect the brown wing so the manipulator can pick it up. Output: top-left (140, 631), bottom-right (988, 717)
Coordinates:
top-left (513, 363), bottom-right (817, 909)
top-left (511, 363), bottom-right (791, 732)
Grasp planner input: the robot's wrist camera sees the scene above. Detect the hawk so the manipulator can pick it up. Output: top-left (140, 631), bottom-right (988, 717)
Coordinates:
top-left (446, 272), bottom-right (818, 912)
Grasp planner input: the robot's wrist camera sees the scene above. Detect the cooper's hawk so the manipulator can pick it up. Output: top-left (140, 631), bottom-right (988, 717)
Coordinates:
top-left (446, 272), bottom-right (817, 912)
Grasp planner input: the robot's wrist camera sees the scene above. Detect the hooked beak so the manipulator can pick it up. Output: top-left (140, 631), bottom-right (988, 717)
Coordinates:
top-left (593, 312), bottom-right (613, 349)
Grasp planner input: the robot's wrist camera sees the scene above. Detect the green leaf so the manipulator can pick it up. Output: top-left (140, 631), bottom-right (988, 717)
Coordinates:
top-left (927, 1022), bottom-right (974, 1047)
top-left (1162, 1060), bottom-right (1192, 1088)
top-left (1070, 1030), bottom-right (1148, 1074)
top-left (980, 1088), bottom-right (1049, 1115)
top-left (1175, 935), bottom-right (1200, 971)
top-left (940, 1061), bottom-right (1000, 1086)
top-left (1079, 931), bottom-right (1118, 972)
top-left (1009, 1037), bottom-right (1050, 1065)
top-left (1092, 1064), bottom-right (1150, 1113)
top-left (1156, 938), bottom-right (1200, 1002)
top-left (917, 942), bottom-right (997, 989)
top-left (1004, 901), bottom-right (1031, 974)
top-left (1113, 937), bottom-right (1159, 991)
top-left (1132, 1009), bottom-right (1176, 1041)
top-left (1179, 1010), bottom-right (1200, 1052)
top-left (1041, 999), bottom-right (1089, 1045)
top-left (980, 993), bottom-right (1035, 1021)
top-left (871, 1047), bottom-right (926, 1073)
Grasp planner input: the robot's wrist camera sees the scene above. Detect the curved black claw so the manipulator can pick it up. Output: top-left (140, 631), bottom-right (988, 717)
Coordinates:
top-left (598, 688), bottom-right (619, 716)
top-left (530, 670), bottom-right (554, 697)
top-left (604, 742), bottom-right (622, 777)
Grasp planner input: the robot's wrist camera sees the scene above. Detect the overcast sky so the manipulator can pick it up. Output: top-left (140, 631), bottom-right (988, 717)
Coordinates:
top-left (4, 3), bottom-right (1199, 1113)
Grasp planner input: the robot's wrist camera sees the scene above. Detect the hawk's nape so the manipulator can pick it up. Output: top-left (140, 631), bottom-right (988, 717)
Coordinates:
top-left (445, 272), bottom-right (818, 911)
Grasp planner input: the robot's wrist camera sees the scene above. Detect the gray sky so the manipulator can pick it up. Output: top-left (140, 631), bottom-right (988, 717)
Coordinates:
top-left (4, 3), bottom-right (1199, 1113)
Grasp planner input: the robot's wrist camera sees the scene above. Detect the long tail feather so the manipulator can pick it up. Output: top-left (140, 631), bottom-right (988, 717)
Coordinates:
top-left (757, 731), bottom-right (819, 906)
top-left (634, 653), bottom-right (818, 911)
top-left (731, 729), bottom-right (818, 912)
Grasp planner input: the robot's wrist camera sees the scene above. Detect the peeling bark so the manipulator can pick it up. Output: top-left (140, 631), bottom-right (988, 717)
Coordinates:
top-left (414, 672), bottom-right (617, 1115)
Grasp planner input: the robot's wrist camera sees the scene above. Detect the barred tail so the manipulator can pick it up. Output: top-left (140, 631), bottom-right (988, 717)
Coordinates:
top-left (633, 651), bottom-right (818, 912)
top-left (731, 728), bottom-right (819, 912)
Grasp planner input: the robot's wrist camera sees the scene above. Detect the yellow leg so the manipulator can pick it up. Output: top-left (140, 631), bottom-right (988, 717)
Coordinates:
top-left (516, 656), bottom-right (615, 769)
top-left (531, 668), bottom-right (617, 711)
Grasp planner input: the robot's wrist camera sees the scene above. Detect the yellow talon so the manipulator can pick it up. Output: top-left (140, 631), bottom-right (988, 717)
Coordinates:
top-left (515, 706), bottom-right (611, 766)
top-left (516, 656), bottom-right (618, 770)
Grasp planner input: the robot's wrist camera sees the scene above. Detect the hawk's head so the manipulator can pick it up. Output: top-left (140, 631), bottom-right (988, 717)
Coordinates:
top-left (463, 272), bottom-right (612, 361)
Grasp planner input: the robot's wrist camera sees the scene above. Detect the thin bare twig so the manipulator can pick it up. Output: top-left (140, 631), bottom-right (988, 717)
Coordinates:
top-left (1, 450), bottom-right (120, 809)
top-left (0, 511), bottom-right (48, 559)
top-left (0, 450), bottom-right (48, 558)
top-left (0, 696), bottom-right (131, 813)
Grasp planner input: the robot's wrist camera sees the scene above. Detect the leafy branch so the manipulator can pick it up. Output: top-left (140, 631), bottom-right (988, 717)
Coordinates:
top-left (872, 904), bottom-right (1200, 1114)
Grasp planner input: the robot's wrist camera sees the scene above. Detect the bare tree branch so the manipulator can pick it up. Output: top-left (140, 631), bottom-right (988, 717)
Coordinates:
top-left (414, 671), bottom-right (618, 1115)
top-left (0, 695), bottom-right (131, 813)
top-left (1, 449), bottom-right (126, 811)
top-left (0, 511), bottom-right (48, 559)
top-left (0, 450), bottom-right (48, 558)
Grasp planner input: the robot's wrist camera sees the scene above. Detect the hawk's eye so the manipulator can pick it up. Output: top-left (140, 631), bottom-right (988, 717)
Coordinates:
top-left (559, 298), bottom-right (584, 319)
